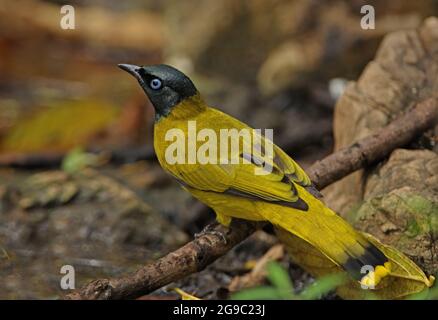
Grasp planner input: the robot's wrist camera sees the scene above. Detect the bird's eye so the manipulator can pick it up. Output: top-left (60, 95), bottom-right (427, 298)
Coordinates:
top-left (149, 78), bottom-right (162, 90)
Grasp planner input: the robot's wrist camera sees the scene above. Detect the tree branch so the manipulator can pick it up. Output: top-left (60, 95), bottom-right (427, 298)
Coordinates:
top-left (308, 98), bottom-right (438, 190)
top-left (65, 98), bottom-right (437, 300)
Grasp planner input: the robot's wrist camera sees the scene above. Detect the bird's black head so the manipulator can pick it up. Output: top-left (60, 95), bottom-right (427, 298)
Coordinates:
top-left (118, 64), bottom-right (198, 120)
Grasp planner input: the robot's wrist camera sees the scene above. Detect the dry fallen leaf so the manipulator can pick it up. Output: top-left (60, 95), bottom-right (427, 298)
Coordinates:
top-left (0, 100), bottom-right (119, 153)
top-left (173, 288), bottom-right (201, 300)
top-left (228, 244), bottom-right (285, 293)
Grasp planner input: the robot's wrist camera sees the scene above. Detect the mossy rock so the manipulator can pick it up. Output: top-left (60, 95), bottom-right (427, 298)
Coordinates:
top-left (350, 149), bottom-right (438, 274)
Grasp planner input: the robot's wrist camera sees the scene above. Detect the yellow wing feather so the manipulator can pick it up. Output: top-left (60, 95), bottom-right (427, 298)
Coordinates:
top-left (155, 107), bottom-right (307, 204)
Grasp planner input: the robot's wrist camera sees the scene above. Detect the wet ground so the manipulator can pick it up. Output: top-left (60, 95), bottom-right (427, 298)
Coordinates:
top-left (0, 128), bottom-right (331, 299)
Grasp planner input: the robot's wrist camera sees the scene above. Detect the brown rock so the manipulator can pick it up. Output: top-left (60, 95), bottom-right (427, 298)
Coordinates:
top-left (323, 18), bottom-right (438, 273)
top-left (165, 0), bottom-right (436, 89)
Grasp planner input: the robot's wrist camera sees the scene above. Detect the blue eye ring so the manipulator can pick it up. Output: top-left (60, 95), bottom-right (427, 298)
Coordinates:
top-left (150, 78), bottom-right (162, 90)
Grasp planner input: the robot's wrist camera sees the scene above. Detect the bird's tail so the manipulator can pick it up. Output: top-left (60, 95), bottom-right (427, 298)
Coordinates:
top-left (274, 224), bottom-right (392, 288)
top-left (268, 203), bottom-right (392, 287)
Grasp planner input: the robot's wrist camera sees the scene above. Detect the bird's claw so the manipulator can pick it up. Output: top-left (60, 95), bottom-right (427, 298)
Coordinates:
top-left (195, 224), bottom-right (228, 245)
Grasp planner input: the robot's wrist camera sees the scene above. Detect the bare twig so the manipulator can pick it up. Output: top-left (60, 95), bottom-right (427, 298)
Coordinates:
top-left (66, 221), bottom-right (259, 300)
top-left (65, 98), bottom-right (437, 300)
top-left (308, 99), bottom-right (438, 189)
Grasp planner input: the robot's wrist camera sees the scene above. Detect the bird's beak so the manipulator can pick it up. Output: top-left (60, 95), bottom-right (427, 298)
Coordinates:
top-left (118, 63), bottom-right (142, 81)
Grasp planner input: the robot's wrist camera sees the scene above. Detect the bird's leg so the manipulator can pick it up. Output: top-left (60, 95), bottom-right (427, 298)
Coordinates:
top-left (215, 212), bottom-right (232, 227)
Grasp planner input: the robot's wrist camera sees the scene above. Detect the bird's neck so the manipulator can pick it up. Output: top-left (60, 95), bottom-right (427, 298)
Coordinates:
top-left (161, 93), bottom-right (207, 121)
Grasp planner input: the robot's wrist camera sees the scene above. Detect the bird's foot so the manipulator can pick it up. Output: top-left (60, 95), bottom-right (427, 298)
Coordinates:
top-left (195, 224), bottom-right (228, 245)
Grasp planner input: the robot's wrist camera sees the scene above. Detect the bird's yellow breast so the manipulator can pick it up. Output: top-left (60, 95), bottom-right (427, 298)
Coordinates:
top-left (153, 94), bottom-right (268, 223)
top-left (154, 94), bottom-right (250, 175)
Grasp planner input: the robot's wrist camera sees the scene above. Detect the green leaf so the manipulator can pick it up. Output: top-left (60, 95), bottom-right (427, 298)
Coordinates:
top-left (0, 246), bottom-right (10, 260)
top-left (266, 261), bottom-right (294, 299)
top-left (427, 283), bottom-right (438, 300)
top-left (406, 288), bottom-right (431, 300)
top-left (407, 277), bottom-right (438, 300)
top-left (62, 147), bottom-right (99, 173)
top-left (300, 273), bottom-right (347, 300)
top-left (231, 286), bottom-right (284, 300)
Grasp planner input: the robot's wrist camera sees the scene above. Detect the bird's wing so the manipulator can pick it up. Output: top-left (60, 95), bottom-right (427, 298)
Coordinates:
top-left (272, 145), bottom-right (311, 187)
top-left (168, 130), bottom-right (311, 209)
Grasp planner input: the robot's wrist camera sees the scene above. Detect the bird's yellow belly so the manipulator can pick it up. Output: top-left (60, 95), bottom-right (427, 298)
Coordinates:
top-left (185, 187), bottom-right (266, 222)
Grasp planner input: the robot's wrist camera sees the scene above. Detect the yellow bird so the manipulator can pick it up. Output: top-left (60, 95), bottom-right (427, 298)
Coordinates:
top-left (119, 63), bottom-right (391, 286)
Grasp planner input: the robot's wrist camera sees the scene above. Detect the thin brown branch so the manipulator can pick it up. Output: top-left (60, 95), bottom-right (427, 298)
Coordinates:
top-left (66, 221), bottom-right (259, 300)
top-left (65, 98), bottom-right (437, 300)
top-left (308, 98), bottom-right (438, 190)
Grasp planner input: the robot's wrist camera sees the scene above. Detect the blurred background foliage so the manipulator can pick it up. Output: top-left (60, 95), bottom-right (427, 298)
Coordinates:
top-left (1, 0), bottom-right (436, 156)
